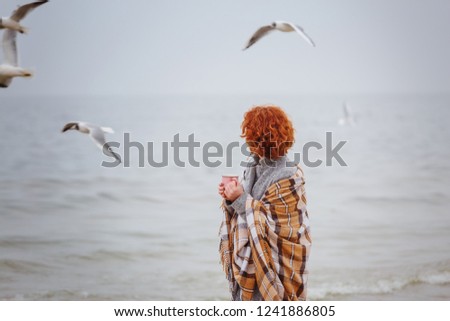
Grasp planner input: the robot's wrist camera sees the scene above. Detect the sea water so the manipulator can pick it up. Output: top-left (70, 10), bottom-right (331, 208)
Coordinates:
top-left (0, 94), bottom-right (449, 300)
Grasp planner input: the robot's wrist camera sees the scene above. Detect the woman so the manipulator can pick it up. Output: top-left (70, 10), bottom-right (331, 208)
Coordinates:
top-left (218, 105), bottom-right (311, 301)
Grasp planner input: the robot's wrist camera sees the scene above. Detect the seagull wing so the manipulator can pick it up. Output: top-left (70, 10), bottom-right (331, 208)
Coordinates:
top-left (89, 126), bottom-right (107, 150)
top-left (343, 103), bottom-right (351, 118)
top-left (100, 127), bottom-right (114, 134)
top-left (89, 126), bottom-right (121, 163)
top-left (10, 0), bottom-right (48, 22)
top-left (289, 23), bottom-right (316, 47)
top-left (2, 29), bottom-right (18, 66)
top-left (103, 142), bottom-right (121, 163)
top-left (243, 25), bottom-right (275, 50)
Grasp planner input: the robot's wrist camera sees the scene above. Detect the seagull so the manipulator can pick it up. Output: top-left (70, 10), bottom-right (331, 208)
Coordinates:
top-left (0, 1), bottom-right (48, 34)
top-left (338, 102), bottom-right (356, 126)
top-left (62, 122), bottom-right (122, 163)
top-left (243, 21), bottom-right (315, 50)
top-left (0, 26), bottom-right (33, 87)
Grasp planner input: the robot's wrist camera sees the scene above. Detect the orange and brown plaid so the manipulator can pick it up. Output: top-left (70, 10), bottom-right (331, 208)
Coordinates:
top-left (219, 166), bottom-right (312, 301)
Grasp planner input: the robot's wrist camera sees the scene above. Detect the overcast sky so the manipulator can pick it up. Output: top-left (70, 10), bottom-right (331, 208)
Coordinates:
top-left (2, 0), bottom-right (450, 96)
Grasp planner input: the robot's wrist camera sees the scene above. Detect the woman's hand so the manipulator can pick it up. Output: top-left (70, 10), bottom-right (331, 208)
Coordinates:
top-left (218, 182), bottom-right (226, 199)
top-left (224, 179), bottom-right (244, 202)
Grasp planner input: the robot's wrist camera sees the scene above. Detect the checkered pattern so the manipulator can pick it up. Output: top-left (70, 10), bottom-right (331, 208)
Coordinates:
top-left (219, 166), bottom-right (312, 301)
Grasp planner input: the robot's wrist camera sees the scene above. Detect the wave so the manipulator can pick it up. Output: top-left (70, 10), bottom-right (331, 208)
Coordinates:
top-left (0, 237), bottom-right (63, 249)
top-left (132, 195), bottom-right (164, 203)
top-left (351, 193), bottom-right (449, 206)
top-left (0, 259), bottom-right (51, 275)
top-left (64, 248), bottom-right (170, 263)
top-left (65, 250), bottom-right (139, 262)
top-left (1, 290), bottom-right (130, 301)
top-left (309, 264), bottom-right (450, 300)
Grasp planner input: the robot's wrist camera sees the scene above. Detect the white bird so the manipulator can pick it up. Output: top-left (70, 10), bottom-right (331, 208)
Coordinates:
top-left (0, 27), bottom-right (33, 87)
top-left (62, 122), bottom-right (122, 163)
top-left (243, 21), bottom-right (315, 50)
top-left (0, 1), bottom-right (48, 34)
top-left (338, 102), bottom-right (356, 126)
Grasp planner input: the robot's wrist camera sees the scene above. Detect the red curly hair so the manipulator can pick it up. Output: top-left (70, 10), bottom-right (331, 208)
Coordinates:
top-left (241, 105), bottom-right (295, 160)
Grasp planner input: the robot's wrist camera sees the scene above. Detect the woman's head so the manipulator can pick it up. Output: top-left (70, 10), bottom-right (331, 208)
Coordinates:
top-left (241, 105), bottom-right (295, 160)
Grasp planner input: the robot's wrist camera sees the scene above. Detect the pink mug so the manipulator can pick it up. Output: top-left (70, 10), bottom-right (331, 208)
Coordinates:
top-left (222, 175), bottom-right (239, 186)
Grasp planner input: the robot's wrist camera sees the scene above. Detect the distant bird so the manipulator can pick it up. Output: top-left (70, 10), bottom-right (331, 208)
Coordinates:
top-left (338, 102), bottom-right (356, 126)
top-left (243, 21), bottom-right (315, 50)
top-left (0, 1), bottom-right (48, 34)
top-left (0, 26), bottom-right (33, 87)
top-left (62, 122), bottom-right (122, 163)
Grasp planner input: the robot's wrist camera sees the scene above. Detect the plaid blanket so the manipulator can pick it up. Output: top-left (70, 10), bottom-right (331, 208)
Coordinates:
top-left (219, 166), bottom-right (311, 301)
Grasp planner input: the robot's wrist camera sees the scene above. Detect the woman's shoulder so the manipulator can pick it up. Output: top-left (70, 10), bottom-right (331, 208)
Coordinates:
top-left (269, 156), bottom-right (298, 182)
top-left (273, 165), bottom-right (298, 182)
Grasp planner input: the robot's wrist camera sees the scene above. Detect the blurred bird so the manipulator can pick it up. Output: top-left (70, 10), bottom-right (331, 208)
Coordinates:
top-left (0, 1), bottom-right (48, 34)
top-left (338, 102), bottom-right (356, 126)
top-left (62, 122), bottom-right (122, 163)
top-left (0, 26), bottom-right (33, 87)
top-left (243, 21), bottom-right (315, 50)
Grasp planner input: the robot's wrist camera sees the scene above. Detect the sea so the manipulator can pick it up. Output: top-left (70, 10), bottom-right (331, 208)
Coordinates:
top-left (0, 94), bottom-right (449, 300)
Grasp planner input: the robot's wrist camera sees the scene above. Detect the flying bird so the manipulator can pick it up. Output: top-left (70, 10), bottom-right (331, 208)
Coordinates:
top-left (0, 1), bottom-right (48, 34)
top-left (0, 1), bottom-right (48, 87)
top-left (338, 102), bottom-right (356, 126)
top-left (62, 122), bottom-right (122, 163)
top-left (243, 21), bottom-right (315, 50)
top-left (0, 26), bottom-right (33, 87)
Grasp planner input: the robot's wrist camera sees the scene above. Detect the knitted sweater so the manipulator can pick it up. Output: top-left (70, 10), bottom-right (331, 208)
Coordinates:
top-left (229, 155), bottom-right (297, 216)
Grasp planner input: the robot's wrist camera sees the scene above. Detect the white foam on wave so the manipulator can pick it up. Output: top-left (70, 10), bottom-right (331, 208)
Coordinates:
top-left (309, 265), bottom-right (450, 300)
top-left (418, 271), bottom-right (450, 285)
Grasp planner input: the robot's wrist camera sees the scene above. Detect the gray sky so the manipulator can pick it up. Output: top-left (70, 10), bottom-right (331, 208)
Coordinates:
top-left (2, 0), bottom-right (450, 96)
